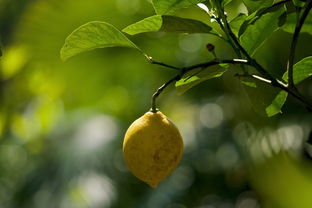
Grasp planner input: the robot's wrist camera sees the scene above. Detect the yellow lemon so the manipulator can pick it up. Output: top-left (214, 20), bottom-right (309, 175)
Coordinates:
top-left (123, 110), bottom-right (184, 188)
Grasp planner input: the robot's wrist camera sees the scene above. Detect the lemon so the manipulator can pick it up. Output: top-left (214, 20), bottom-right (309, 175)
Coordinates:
top-left (123, 110), bottom-right (184, 188)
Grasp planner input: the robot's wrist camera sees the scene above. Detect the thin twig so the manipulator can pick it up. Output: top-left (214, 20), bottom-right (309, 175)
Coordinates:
top-left (287, 0), bottom-right (312, 88)
top-left (151, 75), bottom-right (182, 112)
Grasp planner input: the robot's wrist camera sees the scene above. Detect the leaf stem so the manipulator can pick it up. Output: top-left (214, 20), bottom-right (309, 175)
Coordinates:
top-left (147, 56), bottom-right (181, 71)
top-left (287, 0), bottom-right (312, 89)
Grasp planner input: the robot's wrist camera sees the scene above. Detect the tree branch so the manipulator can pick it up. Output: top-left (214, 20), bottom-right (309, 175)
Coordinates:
top-left (150, 0), bottom-right (312, 112)
top-left (287, 0), bottom-right (312, 88)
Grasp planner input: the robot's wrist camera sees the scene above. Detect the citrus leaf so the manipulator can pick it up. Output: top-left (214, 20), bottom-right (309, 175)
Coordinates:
top-left (240, 8), bottom-right (284, 56)
top-left (265, 91), bottom-right (288, 117)
top-left (229, 13), bottom-right (247, 37)
top-left (282, 12), bottom-right (312, 35)
top-left (241, 81), bottom-right (257, 88)
top-left (122, 15), bottom-right (212, 35)
top-left (242, 0), bottom-right (274, 13)
top-left (152, 0), bottom-right (205, 15)
top-left (265, 56), bottom-right (312, 116)
top-left (175, 66), bottom-right (227, 95)
top-left (238, 2), bottom-right (287, 36)
top-left (60, 21), bottom-right (142, 61)
top-left (282, 56), bottom-right (312, 83)
top-left (292, 0), bottom-right (305, 7)
top-left (222, 0), bottom-right (233, 6)
top-left (242, 77), bottom-right (282, 116)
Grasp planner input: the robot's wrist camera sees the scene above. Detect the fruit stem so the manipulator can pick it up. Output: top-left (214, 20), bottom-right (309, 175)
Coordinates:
top-left (151, 75), bottom-right (182, 112)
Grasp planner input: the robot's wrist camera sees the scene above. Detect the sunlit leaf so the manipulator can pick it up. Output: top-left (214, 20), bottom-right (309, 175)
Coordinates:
top-left (241, 81), bottom-right (257, 88)
top-left (282, 12), bottom-right (312, 35)
top-left (283, 56), bottom-right (312, 83)
top-left (238, 2), bottom-right (286, 36)
top-left (242, 0), bottom-right (274, 13)
top-left (61, 21), bottom-right (142, 61)
top-left (152, 0), bottom-right (205, 15)
top-left (123, 15), bottom-right (212, 35)
top-left (175, 66), bottom-right (227, 94)
top-left (265, 91), bottom-right (288, 117)
top-left (240, 8), bottom-right (284, 56)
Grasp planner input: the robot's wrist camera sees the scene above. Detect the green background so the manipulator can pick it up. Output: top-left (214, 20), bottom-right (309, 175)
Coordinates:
top-left (0, 0), bottom-right (312, 207)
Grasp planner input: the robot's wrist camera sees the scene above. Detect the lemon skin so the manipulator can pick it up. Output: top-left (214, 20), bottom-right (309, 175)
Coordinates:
top-left (123, 111), bottom-right (184, 188)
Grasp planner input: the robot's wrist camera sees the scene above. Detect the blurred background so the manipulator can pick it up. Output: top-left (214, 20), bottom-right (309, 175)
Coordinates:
top-left (0, 0), bottom-right (312, 207)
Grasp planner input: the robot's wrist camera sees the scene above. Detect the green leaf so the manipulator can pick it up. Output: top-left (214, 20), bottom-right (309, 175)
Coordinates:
top-left (122, 15), bottom-right (212, 35)
top-left (238, 2), bottom-right (287, 36)
top-left (60, 21), bottom-right (142, 61)
top-left (282, 12), bottom-right (312, 35)
top-left (292, 0), bottom-right (305, 7)
top-left (222, 0), bottom-right (233, 6)
top-left (241, 77), bottom-right (283, 116)
top-left (242, 0), bottom-right (274, 13)
top-left (265, 56), bottom-right (312, 116)
top-left (229, 13), bottom-right (247, 37)
top-left (152, 0), bottom-right (205, 15)
top-left (241, 81), bottom-right (257, 88)
top-left (175, 66), bottom-right (227, 94)
top-left (282, 56), bottom-right (312, 84)
top-left (240, 8), bottom-right (284, 56)
top-left (265, 91), bottom-right (288, 117)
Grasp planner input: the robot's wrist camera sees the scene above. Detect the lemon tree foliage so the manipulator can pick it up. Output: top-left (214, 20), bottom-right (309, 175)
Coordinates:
top-left (263, 56), bottom-right (312, 116)
top-left (240, 8), bottom-right (285, 56)
top-left (282, 12), bottom-right (312, 35)
top-left (283, 56), bottom-right (312, 84)
top-left (175, 65), bottom-right (228, 95)
top-left (123, 15), bottom-right (212, 35)
top-left (229, 13), bottom-right (247, 37)
top-left (60, 21), bottom-right (142, 61)
top-left (61, 0), bottom-right (312, 122)
top-left (152, 0), bottom-right (205, 15)
top-left (242, 0), bottom-right (274, 13)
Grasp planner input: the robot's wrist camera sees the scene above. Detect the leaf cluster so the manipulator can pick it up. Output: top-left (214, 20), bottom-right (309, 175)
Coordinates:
top-left (60, 0), bottom-right (312, 117)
